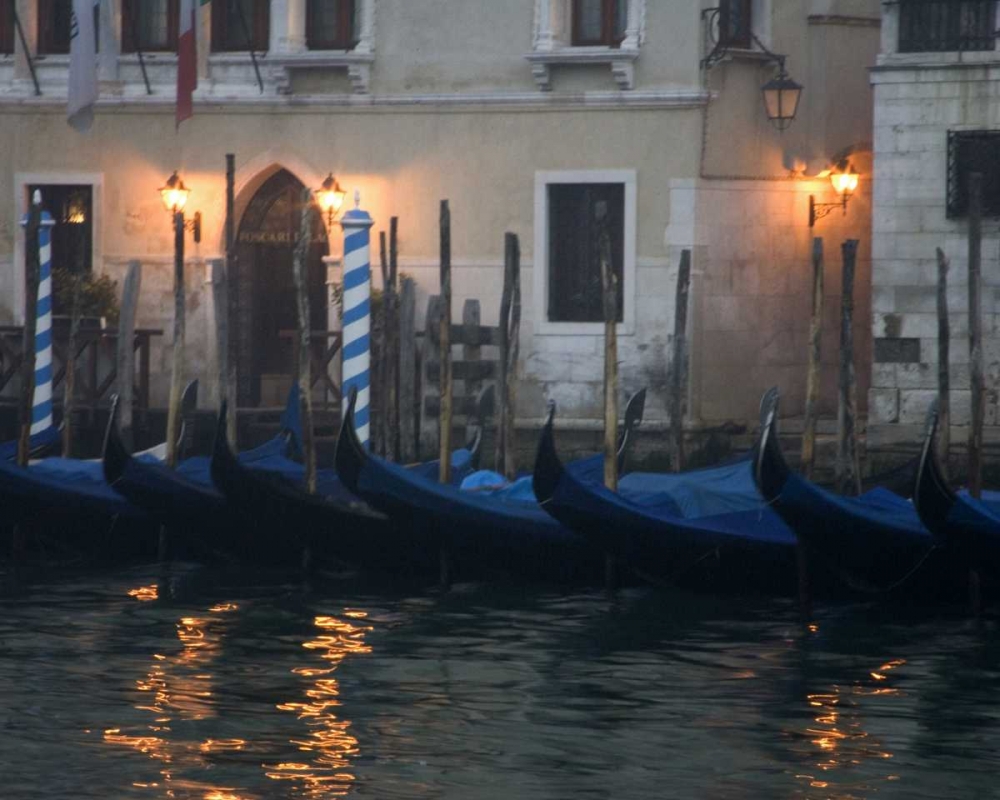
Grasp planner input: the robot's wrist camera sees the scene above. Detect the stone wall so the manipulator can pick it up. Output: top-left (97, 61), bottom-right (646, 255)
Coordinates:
top-left (869, 57), bottom-right (1000, 448)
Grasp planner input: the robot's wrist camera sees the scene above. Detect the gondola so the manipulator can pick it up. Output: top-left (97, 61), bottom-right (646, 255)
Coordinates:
top-left (531, 389), bottom-right (800, 595)
top-left (914, 400), bottom-right (1000, 584)
top-left (754, 388), bottom-right (961, 597)
top-left (208, 392), bottom-right (485, 571)
top-left (334, 388), bottom-right (648, 584)
top-left (0, 383), bottom-right (198, 562)
top-left (102, 385), bottom-right (307, 562)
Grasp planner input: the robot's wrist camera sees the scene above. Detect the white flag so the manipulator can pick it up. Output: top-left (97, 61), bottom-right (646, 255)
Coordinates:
top-left (67, 0), bottom-right (99, 132)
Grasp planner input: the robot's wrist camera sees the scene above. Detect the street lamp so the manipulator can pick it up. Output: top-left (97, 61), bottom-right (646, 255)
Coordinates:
top-left (809, 161), bottom-right (860, 227)
top-left (159, 171), bottom-right (201, 241)
top-left (315, 173), bottom-right (346, 228)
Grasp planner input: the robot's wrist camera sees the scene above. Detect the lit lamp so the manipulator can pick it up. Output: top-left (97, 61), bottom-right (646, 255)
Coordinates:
top-left (316, 173), bottom-right (346, 227)
top-left (761, 60), bottom-right (803, 131)
top-left (158, 170), bottom-right (201, 241)
top-left (809, 160), bottom-right (860, 228)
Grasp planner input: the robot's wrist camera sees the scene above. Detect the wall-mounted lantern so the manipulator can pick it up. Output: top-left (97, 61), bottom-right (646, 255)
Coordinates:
top-left (700, 7), bottom-right (803, 131)
top-left (809, 161), bottom-right (860, 227)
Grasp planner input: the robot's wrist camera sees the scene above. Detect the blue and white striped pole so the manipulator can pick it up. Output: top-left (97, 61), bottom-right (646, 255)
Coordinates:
top-left (20, 191), bottom-right (56, 436)
top-left (340, 196), bottom-right (374, 446)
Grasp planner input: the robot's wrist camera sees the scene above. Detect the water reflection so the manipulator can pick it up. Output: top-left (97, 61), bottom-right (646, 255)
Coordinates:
top-left (267, 610), bottom-right (372, 798)
top-left (104, 588), bottom-right (242, 799)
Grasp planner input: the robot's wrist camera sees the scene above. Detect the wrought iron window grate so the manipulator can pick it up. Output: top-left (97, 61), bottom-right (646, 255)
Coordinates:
top-left (947, 130), bottom-right (1000, 219)
top-left (898, 0), bottom-right (997, 53)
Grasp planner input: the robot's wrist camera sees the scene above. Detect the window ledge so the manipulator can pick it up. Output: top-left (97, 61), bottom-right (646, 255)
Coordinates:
top-left (714, 47), bottom-right (774, 64)
top-left (877, 50), bottom-right (1000, 69)
top-left (267, 50), bottom-right (374, 94)
top-left (535, 321), bottom-right (635, 337)
top-left (525, 47), bottom-right (638, 91)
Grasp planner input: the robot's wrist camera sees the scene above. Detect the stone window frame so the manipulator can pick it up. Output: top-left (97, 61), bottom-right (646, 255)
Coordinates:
top-left (12, 172), bottom-right (104, 326)
top-left (880, 0), bottom-right (1000, 62)
top-left (268, 0), bottom-right (375, 94)
top-left (533, 169), bottom-right (637, 337)
top-left (527, 0), bottom-right (646, 91)
top-left (703, 0), bottom-right (773, 65)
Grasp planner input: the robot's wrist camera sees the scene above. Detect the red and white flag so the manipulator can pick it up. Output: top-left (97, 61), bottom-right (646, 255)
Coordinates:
top-left (177, 0), bottom-right (209, 127)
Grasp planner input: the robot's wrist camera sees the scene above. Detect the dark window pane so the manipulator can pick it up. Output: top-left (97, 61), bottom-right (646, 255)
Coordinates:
top-left (947, 130), bottom-right (1000, 218)
top-left (307, 0), bottom-right (356, 50)
top-left (572, 0), bottom-right (625, 47)
top-left (124, 0), bottom-right (178, 52)
top-left (719, 0), bottom-right (752, 48)
top-left (548, 183), bottom-right (625, 323)
top-left (899, 0), bottom-right (996, 52)
top-left (212, 0), bottom-right (269, 52)
top-left (0, 0), bottom-right (14, 55)
top-left (38, 0), bottom-right (72, 54)
top-left (27, 185), bottom-right (94, 320)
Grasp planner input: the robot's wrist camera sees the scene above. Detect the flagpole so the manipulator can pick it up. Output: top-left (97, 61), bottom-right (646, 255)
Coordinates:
top-left (11, 6), bottom-right (41, 96)
top-left (232, 0), bottom-right (264, 93)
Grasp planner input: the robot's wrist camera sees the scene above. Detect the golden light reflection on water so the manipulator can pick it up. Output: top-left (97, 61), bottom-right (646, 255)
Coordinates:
top-left (265, 610), bottom-right (372, 798)
top-left (103, 598), bottom-right (248, 799)
top-left (128, 585), bottom-right (159, 602)
top-left (790, 658), bottom-right (906, 798)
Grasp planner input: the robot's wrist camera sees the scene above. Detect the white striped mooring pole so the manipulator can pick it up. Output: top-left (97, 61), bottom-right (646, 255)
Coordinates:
top-left (340, 194), bottom-right (375, 446)
top-left (20, 190), bottom-right (56, 437)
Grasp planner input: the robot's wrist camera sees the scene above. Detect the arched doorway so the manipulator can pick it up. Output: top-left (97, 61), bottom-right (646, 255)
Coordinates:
top-left (234, 169), bottom-right (328, 407)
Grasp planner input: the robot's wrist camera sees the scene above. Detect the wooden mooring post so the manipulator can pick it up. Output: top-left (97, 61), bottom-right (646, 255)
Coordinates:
top-left (115, 260), bottom-right (142, 450)
top-left (599, 211), bottom-right (618, 591)
top-left (935, 247), bottom-right (950, 482)
top-left (399, 276), bottom-right (417, 463)
top-left (294, 189), bottom-right (318, 497)
top-left (164, 210), bottom-right (186, 469)
top-left (835, 239), bottom-right (861, 497)
top-left (497, 233), bottom-right (521, 479)
top-left (438, 200), bottom-right (453, 487)
top-left (967, 172), bottom-right (984, 614)
top-left (668, 250), bottom-right (691, 473)
top-left (801, 238), bottom-right (824, 480)
top-left (62, 227), bottom-right (87, 457)
top-left (224, 153), bottom-right (237, 447)
top-left (17, 196), bottom-right (41, 468)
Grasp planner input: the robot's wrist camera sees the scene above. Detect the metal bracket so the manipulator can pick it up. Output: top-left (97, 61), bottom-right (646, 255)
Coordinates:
top-left (809, 194), bottom-right (847, 228)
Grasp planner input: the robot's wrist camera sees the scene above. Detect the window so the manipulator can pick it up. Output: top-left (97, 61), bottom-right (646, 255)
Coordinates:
top-left (123, 0), bottom-right (178, 52)
top-left (27, 185), bottom-right (94, 318)
top-left (547, 183), bottom-right (625, 323)
top-left (212, 0), bottom-right (269, 52)
top-left (38, 0), bottom-right (72, 54)
top-left (899, 0), bottom-right (996, 53)
top-left (718, 0), bottom-right (753, 49)
top-left (947, 131), bottom-right (1000, 219)
top-left (572, 0), bottom-right (626, 47)
top-left (307, 0), bottom-right (357, 50)
top-left (1, 0), bottom-right (14, 55)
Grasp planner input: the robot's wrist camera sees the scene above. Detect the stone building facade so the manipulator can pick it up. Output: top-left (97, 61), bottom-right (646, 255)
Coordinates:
top-left (869, 0), bottom-right (1000, 450)
top-left (0, 0), bottom-right (879, 436)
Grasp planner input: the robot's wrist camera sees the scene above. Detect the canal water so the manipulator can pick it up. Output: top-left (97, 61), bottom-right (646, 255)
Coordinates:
top-left (1, 564), bottom-right (999, 800)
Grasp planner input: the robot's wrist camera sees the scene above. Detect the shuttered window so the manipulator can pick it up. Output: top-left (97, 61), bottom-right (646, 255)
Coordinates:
top-left (212, 0), bottom-right (269, 52)
top-left (123, 0), bottom-right (178, 52)
top-left (307, 0), bottom-right (357, 50)
top-left (572, 0), bottom-right (626, 47)
top-left (0, 0), bottom-right (14, 54)
top-left (547, 183), bottom-right (625, 323)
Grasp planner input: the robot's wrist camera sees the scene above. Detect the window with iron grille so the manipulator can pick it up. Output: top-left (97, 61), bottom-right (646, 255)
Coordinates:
top-left (0, 0), bottom-right (13, 54)
top-left (307, 0), bottom-right (357, 50)
top-left (212, 0), bottom-right (269, 52)
top-left (27, 184), bottom-right (93, 276)
top-left (898, 0), bottom-right (997, 53)
top-left (123, 0), bottom-right (178, 52)
top-left (572, 0), bottom-right (627, 47)
top-left (947, 131), bottom-right (1000, 219)
top-left (548, 183), bottom-right (624, 323)
top-left (718, 0), bottom-right (753, 49)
